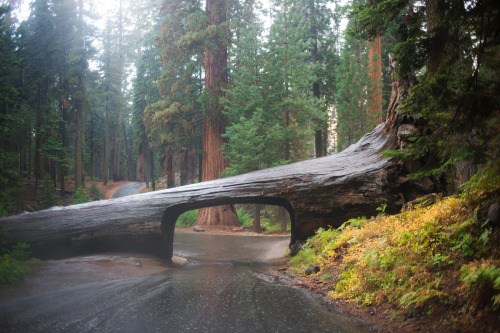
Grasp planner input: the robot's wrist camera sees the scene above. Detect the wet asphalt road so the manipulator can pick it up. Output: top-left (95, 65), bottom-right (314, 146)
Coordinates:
top-left (112, 182), bottom-right (146, 198)
top-left (0, 232), bottom-right (373, 332)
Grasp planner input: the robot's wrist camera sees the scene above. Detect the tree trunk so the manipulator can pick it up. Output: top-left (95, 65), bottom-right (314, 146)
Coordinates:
top-left (358, 44), bottom-right (366, 135)
top-left (283, 0), bottom-right (291, 161)
top-left (113, 128), bottom-right (121, 181)
top-left (34, 84), bottom-right (46, 190)
top-left (426, 0), bottom-right (447, 74)
top-left (137, 152), bottom-right (145, 182)
top-left (196, 120), bottom-right (240, 226)
top-left (150, 146), bottom-right (155, 191)
top-left (253, 204), bottom-right (261, 233)
top-left (104, 95), bottom-right (109, 186)
top-left (122, 120), bottom-right (132, 181)
top-left (58, 99), bottom-right (66, 193)
top-left (308, 0), bottom-right (326, 158)
top-left (75, 93), bottom-right (84, 190)
top-left (180, 148), bottom-right (188, 186)
top-left (280, 206), bottom-right (288, 232)
top-left (165, 148), bottom-right (175, 188)
top-left (188, 146), bottom-right (196, 185)
top-left (75, 0), bottom-right (86, 191)
top-left (196, 0), bottom-right (239, 227)
top-left (89, 111), bottom-right (94, 181)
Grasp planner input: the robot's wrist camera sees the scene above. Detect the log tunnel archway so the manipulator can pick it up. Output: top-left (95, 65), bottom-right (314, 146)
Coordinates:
top-left (160, 197), bottom-right (296, 261)
top-left (1, 123), bottom-right (434, 260)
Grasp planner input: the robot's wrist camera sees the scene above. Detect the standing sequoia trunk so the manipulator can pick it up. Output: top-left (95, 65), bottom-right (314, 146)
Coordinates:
top-left (195, 0), bottom-right (239, 227)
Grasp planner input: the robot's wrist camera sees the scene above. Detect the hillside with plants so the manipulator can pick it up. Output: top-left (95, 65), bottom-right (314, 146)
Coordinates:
top-left (288, 163), bottom-right (500, 331)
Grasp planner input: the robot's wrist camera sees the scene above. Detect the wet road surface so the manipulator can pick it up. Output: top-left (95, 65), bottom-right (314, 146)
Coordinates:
top-left (0, 232), bottom-right (374, 332)
top-left (112, 182), bottom-right (146, 198)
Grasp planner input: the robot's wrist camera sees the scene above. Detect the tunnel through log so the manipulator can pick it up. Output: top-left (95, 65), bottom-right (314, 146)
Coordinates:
top-left (161, 198), bottom-right (296, 261)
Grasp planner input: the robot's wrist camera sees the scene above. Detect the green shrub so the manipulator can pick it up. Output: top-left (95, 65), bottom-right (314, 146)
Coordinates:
top-left (72, 186), bottom-right (91, 204)
top-left (37, 177), bottom-right (58, 209)
top-left (237, 207), bottom-right (252, 227)
top-left (0, 242), bottom-right (31, 285)
top-left (176, 209), bottom-right (199, 228)
top-left (88, 182), bottom-right (103, 200)
top-left (461, 260), bottom-right (500, 309)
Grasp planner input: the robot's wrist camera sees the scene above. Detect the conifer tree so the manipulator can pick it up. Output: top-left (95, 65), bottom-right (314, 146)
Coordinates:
top-left (146, 0), bottom-right (204, 189)
top-left (0, 4), bottom-right (24, 214)
top-left (24, 0), bottom-right (56, 189)
top-left (335, 29), bottom-right (370, 151)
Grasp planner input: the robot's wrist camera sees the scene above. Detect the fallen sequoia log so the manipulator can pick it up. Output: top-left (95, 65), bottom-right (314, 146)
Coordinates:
top-left (1, 65), bottom-right (433, 260)
top-left (1, 123), bottom-right (433, 260)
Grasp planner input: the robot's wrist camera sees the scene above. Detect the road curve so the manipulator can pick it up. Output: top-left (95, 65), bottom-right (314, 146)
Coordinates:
top-left (112, 182), bottom-right (146, 198)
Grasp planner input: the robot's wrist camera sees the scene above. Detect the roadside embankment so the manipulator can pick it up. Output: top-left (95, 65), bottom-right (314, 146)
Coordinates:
top-left (285, 164), bottom-right (500, 332)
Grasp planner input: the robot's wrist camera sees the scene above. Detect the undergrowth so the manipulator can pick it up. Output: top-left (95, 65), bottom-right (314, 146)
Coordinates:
top-left (0, 242), bottom-right (38, 285)
top-left (289, 161), bottom-right (500, 324)
top-left (176, 209), bottom-right (200, 228)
